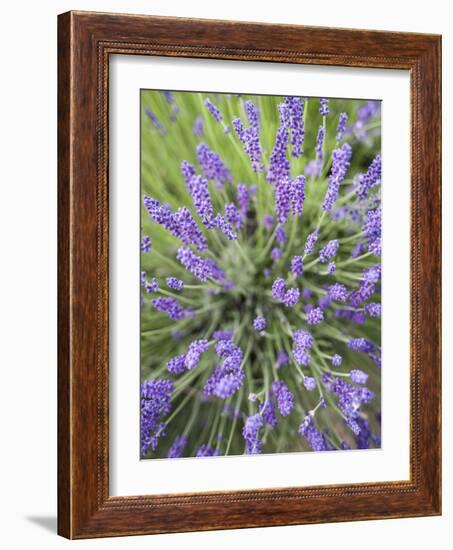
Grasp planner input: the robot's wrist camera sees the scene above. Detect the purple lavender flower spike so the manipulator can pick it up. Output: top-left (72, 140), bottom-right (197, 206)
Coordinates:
top-left (253, 316), bottom-right (266, 332)
top-left (181, 169), bottom-right (214, 226)
top-left (291, 255), bottom-right (304, 277)
top-left (319, 98), bottom-right (330, 116)
top-left (299, 413), bottom-right (329, 451)
top-left (365, 302), bottom-right (382, 317)
top-left (304, 229), bottom-right (319, 256)
top-left (306, 306), bottom-right (324, 325)
top-left (327, 283), bottom-right (348, 302)
top-left (331, 354), bottom-right (343, 367)
top-left (267, 103), bottom-right (290, 184)
top-left (336, 112), bottom-right (348, 141)
top-left (141, 235), bottom-right (152, 252)
top-left (196, 143), bottom-right (232, 188)
top-left (144, 108), bottom-right (166, 135)
top-left (355, 155), bottom-right (381, 199)
top-left (276, 226), bottom-right (287, 243)
top-left (292, 329), bottom-right (313, 366)
top-left (260, 397), bottom-right (278, 428)
top-left (362, 207), bottom-right (381, 256)
top-left (166, 277), bottom-right (184, 292)
top-left (285, 96), bottom-right (305, 158)
top-left (167, 435), bottom-right (188, 459)
top-left (193, 116), bottom-right (204, 137)
top-left (272, 278), bottom-right (286, 300)
top-left (237, 183), bottom-right (251, 221)
top-left (330, 377), bottom-right (374, 435)
top-left (151, 297), bottom-right (188, 321)
top-left (327, 261), bottom-right (336, 274)
top-left (293, 329), bottom-right (313, 349)
top-left (176, 247), bottom-right (225, 283)
top-left (319, 239), bottom-right (339, 263)
top-left (243, 413), bottom-right (263, 454)
top-left (347, 338), bottom-right (375, 353)
top-left (350, 370), bottom-right (368, 384)
top-left (204, 340), bottom-right (245, 400)
top-left (293, 347), bottom-right (311, 366)
top-left (315, 125), bottom-right (325, 156)
top-left (140, 379), bottom-right (173, 456)
top-left (303, 377), bottom-right (317, 391)
top-left (272, 380), bottom-right (294, 416)
top-left (214, 213), bottom-right (238, 241)
top-left (289, 175), bottom-right (306, 216)
top-left (322, 143), bottom-right (352, 211)
top-left (283, 288), bottom-right (300, 307)
top-left (204, 98), bottom-right (222, 122)
top-left (274, 176), bottom-right (291, 224)
top-left (225, 202), bottom-right (242, 228)
top-left (144, 196), bottom-right (207, 251)
top-left (167, 354), bottom-right (187, 373)
top-left (145, 277), bottom-right (159, 294)
top-left (233, 101), bottom-right (263, 172)
top-left (184, 339), bottom-right (209, 370)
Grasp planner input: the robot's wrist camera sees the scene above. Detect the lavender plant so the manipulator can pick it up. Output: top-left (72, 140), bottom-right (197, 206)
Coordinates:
top-left (140, 91), bottom-right (381, 459)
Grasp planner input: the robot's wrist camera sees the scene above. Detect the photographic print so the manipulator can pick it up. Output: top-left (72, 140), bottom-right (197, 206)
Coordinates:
top-left (140, 90), bottom-right (382, 460)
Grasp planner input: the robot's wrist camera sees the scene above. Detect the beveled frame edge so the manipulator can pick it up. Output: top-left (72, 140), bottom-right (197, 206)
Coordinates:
top-left (57, 10), bottom-right (441, 539)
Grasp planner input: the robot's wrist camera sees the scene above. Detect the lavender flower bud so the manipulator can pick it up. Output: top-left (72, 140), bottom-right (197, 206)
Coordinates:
top-left (350, 370), bottom-right (368, 384)
top-left (204, 98), bottom-right (222, 122)
top-left (306, 307), bottom-right (324, 325)
top-left (319, 239), bottom-right (339, 263)
top-left (291, 255), bottom-right (304, 277)
top-left (253, 316), bottom-right (266, 332)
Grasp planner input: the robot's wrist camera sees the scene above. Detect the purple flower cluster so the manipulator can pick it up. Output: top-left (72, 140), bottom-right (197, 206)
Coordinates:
top-left (285, 96), bottom-right (305, 158)
top-left (176, 247), bottom-right (225, 283)
top-left (271, 380), bottom-right (294, 416)
top-left (362, 207), bottom-right (381, 256)
top-left (267, 103), bottom-right (290, 184)
top-left (144, 196), bottom-right (207, 251)
top-left (319, 98), bottom-right (330, 116)
top-left (299, 413), bottom-right (329, 451)
top-left (243, 413), bottom-right (263, 454)
top-left (166, 277), bottom-right (184, 291)
top-left (291, 256), bottom-right (304, 277)
top-left (306, 306), bottom-right (324, 325)
top-left (167, 435), bottom-right (188, 458)
top-left (336, 112), bottom-right (348, 141)
top-left (196, 143), bottom-right (232, 188)
top-left (322, 143), bottom-right (352, 211)
top-left (253, 315), bottom-right (266, 332)
top-left (232, 101), bottom-right (264, 172)
top-left (151, 297), bottom-right (191, 321)
top-left (292, 329), bottom-right (313, 366)
top-left (141, 379), bottom-right (173, 456)
top-left (204, 98), bottom-right (222, 123)
top-left (355, 155), bottom-right (381, 199)
top-left (141, 235), bottom-right (152, 253)
top-left (304, 229), bottom-right (319, 256)
top-left (145, 108), bottom-right (166, 136)
top-left (203, 339), bottom-right (244, 399)
top-left (319, 239), bottom-right (339, 263)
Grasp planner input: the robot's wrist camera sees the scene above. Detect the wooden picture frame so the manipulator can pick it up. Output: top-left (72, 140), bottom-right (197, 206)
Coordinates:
top-left (58, 10), bottom-right (442, 539)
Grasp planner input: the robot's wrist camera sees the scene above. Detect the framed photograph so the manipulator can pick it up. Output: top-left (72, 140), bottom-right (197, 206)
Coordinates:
top-left (58, 11), bottom-right (441, 539)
